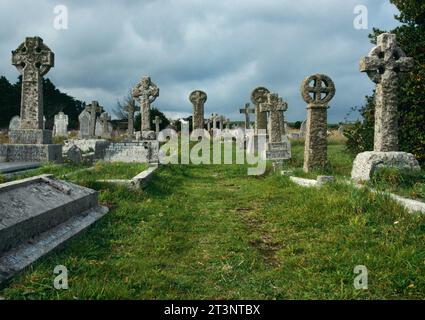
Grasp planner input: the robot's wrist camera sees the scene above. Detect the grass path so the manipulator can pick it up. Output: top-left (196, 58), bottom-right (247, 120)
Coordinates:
top-left (1, 161), bottom-right (424, 300)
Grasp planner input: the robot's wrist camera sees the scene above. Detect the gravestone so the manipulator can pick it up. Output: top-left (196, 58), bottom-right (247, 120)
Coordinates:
top-left (251, 87), bottom-right (270, 133)
top-left (360, 33), bottom-right (414, 152)
top-left (86, 101), bottom-right (103, 138)
top-left (132, 76), bottom-right (159, 139)
top-left (53, 112), bottom-right (68, 137)
top-left (240, 103), bottom-right (255, 130)
top-left (66, 145), bottom-right (83, 164)
top-left (99, 112), bottom-right (111, 139)
top-left (189, 90), bottom-right (207, 130)
top-left (153, 116), bottom-right (162, 134)
top-left (124, 99), bottom-right (139, 136)
top-left (0, 174), bottom-right (108, 285)
top-left (78, 110), bottom-right (90, 139)
top-left (260, 93), bottom-right (291, 162)
top-left (1, 37), bottom-right (62, 162)
top-left (301, 74), bottom-right (336, 172)
top-left (9, 116), bottom-right (20, 131)
top-left (352, 33), bottom-right (419, 181)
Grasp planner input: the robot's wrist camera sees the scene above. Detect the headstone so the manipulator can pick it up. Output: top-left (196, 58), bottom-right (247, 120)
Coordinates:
top-left (78, 109), bottom-right (91, 139)
top-left (124, 99), bottom-right (140, 136)
top-left (132, 76), bottom-right (159, 139)
top-left (86, 101), bottom-right (103, 138)
top-left (153, 116), bottom-right (162, 134)
top-left (259, 93), bottom-right (291, 162)
top-left (66, 145), bottom-right (83, 164)
top-left (360, 33), bottom-right (414, 152)
top-left (53, 112), bottom-right (68, 137)
top-left (95, 119), bottom-right (102, 137)
top-left (8, 116), bottom-right (20, 131)
top-left (301, 74), bottom-right (336, 172)
top-left (1, 37), bottom-right (62, 162)
top-left (251, 87), bottom-right (270, 133)
top-left (99, 112), bottom-right (111, 139)
top-left (189, 90), bottom-right (207, 130)
top-left (239, 103), bottom-right (255, 130)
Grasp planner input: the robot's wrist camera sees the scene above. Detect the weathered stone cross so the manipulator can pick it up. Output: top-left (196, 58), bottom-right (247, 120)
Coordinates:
top-left (360, 33), bottom-right (414, 152)
top-left (86, 101), bottom-right (103, 138)
top-left (132, 76), bottom-right (159, 132)
top-left (153, 116), bottom-right (162, 134)
top-left (260, 93), bottom-right (287, 143)
top-left (239, 103), bottom-right (255, 130)
top-left (189, 90), bottom-right (207, 130)
top-left (12, 37), bottom-right (54, 130)
top-left (99, 112), bottom-right (111, 137)
top-left (124, 99), bottom-right (139, 135)
top-left (251, 87), bottom-right (270, 133)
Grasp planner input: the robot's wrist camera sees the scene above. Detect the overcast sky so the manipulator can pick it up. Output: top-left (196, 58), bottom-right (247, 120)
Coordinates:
top-left (0, 0), bottom-right (400, 122)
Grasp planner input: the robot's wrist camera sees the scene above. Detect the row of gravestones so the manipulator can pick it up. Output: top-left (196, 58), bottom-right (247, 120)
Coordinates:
top-left (9, 112), bottom-right (70, 138)
top-left (78, 101), bottom-right (112, 139)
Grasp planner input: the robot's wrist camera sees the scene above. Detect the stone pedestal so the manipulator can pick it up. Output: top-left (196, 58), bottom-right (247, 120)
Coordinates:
top-left (266, 139), bottom-right (291, 161)
top-left (0, 144), bottom-right (62, 162)
top-left (9, 129), bottom-right (53, 144)
top-left (104, 140), bottom-right (159, 163)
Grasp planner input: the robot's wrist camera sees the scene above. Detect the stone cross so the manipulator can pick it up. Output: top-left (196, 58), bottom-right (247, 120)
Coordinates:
top-left (12, 37), bottom-right (54, 130)
top-left (124, 99), bottom-right (139, 136)
top-left (260, 93), bottom-right (288, 143)
top-left (239, 103), bottom-right (255, 130)
top-left (251, 87), bottom-right (270, 133)
top-left (85, 101), bottom-right (103, 138)
top-left (189, 90), bottom-right (207, 130)
top-left (153, 116), bottom-right (162, 134)
top-left (301, 73), bottom-right (336, 172)
top-left (277, 100), bottom-right (288, 136)
top-left (99, 111), bottom-right (111, 138)
top-left (360, 33), bottom-right (414, 152)
top-left (132, 76), bottom-right (159, 132)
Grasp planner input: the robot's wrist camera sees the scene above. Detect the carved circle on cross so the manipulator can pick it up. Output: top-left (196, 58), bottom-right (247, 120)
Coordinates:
top-left (189, 90), bottom-right (207, 104)
top-left (301, 74), bottom-right (335, 105)
top-left (251, 87), bottom-right (270, 105)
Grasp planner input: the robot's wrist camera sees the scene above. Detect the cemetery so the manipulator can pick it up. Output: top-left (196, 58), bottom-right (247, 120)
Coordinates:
top-left (0, 0), bottom-right (424, 301)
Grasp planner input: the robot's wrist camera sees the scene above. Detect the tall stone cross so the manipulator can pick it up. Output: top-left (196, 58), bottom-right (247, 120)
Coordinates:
top-left (360, 33), bottom-right (414, 152)
top-left (301, 73), bottom-right (336, 172)
top-left (260, 93), bottom-right (288, 143)
top-left (239, 103), bottom-right (255, 130)
top-left (86, 101), bottom-right (103, 138)
top-left (132, 76), bottom-right (159, 132)
top-left (251, 87), bottom-right (270, 133)
top-left (99, 112), bottom-right (111, 137)
top-left (124, 99), bottom-right (139, 135)
top-left (189, 90), bottom-right (207, 130)
top-left (12, 36), bottom-right (54, 130)
top-left (153, 116), bottom-right (162, 134)
top-left (277, 99), bottom-right (288, 136)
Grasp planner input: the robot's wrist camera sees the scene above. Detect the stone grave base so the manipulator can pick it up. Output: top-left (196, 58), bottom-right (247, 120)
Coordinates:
top-left (103, 140), bottom-right (159, 163)
top-left (246, 133), bottom-right (268, 154)
top-left (265, 138), bottom-right (292, 161)
top-left (63, 139), bottom-right (110, 160)
top-left (0, 174), bottom-right (108, 284)
top-left (9, 129), bottom-right (53, 144)
top-left (0, 144), bottom-right (62, 162)
top-left (351, 151), bottom-right (421, 182)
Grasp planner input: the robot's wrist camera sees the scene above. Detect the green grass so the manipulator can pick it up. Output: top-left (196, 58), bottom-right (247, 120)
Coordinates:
top-left (366, 167), bottom-right (425, 201)
top-left (1, 158), bottom-right (424, 299)
top-left (68, 161), bottom-right (148, 181)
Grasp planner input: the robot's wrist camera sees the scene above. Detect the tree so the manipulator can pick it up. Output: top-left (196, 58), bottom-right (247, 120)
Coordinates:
top-left (346, 0), bottom-right (425, 164)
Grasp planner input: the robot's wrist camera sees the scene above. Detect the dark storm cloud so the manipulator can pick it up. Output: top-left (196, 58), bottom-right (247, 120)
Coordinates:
top-left (0, 0), bottom-right (400, 122)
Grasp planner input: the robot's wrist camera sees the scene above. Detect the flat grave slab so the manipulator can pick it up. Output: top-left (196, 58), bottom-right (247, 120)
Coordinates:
top-left (0, 162), bottom-right (42, 174)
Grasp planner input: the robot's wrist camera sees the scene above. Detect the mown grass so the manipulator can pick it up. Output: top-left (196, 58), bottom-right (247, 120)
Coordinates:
top-left (68, 161), bottom-right (148, 181)
top-left (1, 155), bottom-right (424, 299)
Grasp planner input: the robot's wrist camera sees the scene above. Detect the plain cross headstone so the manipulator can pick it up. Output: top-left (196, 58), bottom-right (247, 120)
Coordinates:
top-left (124, 99), bottom-right (139, 136)
top-left (360, 33), bottom-right (414, 152)
top-left (251, 87), bottom-right (270, 133)
top-left (12, 37), bottom-right (54, 130)
top-left (189, 90), bottom-right (207, 130)
top-left (153, 116), bottom-right (162, 134)
top-left (99, 112), bottom-right (111, 138)
top-left (239, 103), bottom-right (255, 130)
top-left (86, 101), bottom-right (103, 138)
top-left (301, 73), bottom-right (336, 172)
top-left (132, 76), bottom-right (159, 132)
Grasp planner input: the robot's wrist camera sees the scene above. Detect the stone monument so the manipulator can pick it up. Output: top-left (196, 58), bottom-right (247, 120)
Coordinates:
top-left (53, 112), bottom-right (68, 137)
top-left (240, 103), bottom-right (255, 130)
top-left (124, 99), bottom-right (139, 136)
top-left (251, 87), bottom-right (270, 133)
top-left (189, 90), bottom-right (207, 130)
